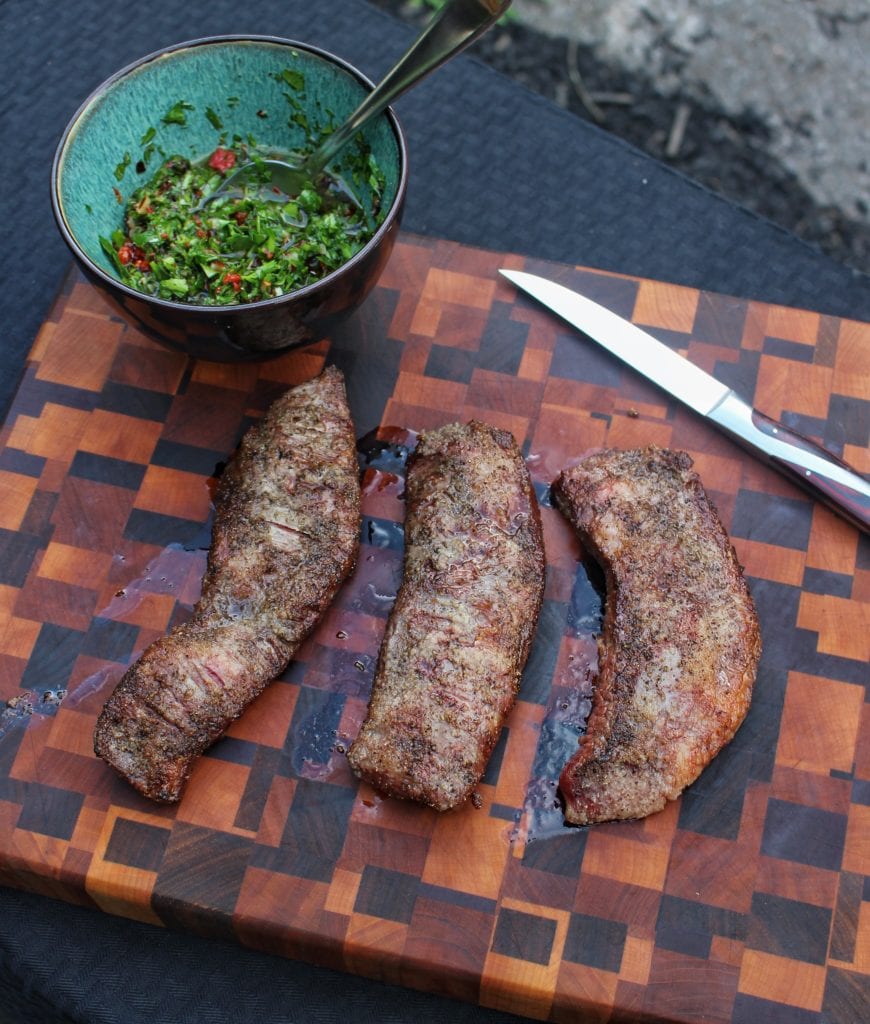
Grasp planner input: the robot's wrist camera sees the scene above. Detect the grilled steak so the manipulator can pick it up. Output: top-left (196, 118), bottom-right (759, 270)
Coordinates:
top-left (552, 447), bottom-right (760, 825)
top-left (348, 421), bottom-right (546, 811)
top-left (94, 366), bottom-right (360, 802)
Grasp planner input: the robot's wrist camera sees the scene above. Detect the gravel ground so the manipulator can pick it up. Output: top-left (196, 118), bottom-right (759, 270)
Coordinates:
top-left (372, 0), bottom-right (870, 276)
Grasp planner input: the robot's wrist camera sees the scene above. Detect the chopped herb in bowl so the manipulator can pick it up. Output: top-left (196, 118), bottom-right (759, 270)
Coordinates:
top-left (53, 36), bottom-right (407, 359)
top-left (102, 139), bottom-right (386, 305)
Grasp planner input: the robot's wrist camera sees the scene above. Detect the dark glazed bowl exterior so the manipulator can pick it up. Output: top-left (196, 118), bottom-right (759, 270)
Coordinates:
top-left (51, 36), bottom-right (407, 362)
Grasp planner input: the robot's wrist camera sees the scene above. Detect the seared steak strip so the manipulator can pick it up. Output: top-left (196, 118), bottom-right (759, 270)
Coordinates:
top-left (94, 366), bottom-right (360, 802)
top-left (552, 447), bottom-right (761, 825)
top-left (348, 421), bottom-right (546, 811)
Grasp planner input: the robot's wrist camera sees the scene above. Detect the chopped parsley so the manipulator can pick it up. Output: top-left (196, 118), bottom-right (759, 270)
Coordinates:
top-left (114, 152), bottom-right (132, 182)
top-left (104, 140), bottom-right (387, 305)
top-left (161, 100), bottom-right (195, 126)
top-left (276, 68), bottom-right (305, 91)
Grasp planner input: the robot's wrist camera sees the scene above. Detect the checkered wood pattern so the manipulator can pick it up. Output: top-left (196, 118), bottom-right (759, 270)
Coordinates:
top-left (1, 234), bottom-right (868, 1023)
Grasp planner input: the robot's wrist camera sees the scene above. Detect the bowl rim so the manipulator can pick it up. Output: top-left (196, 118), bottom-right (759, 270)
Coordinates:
top-left (50, 34), bottom-right (408, 318)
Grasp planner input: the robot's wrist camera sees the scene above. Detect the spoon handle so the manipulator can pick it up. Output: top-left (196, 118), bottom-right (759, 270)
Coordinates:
top-left (309, 0), bottom-right (511, 176)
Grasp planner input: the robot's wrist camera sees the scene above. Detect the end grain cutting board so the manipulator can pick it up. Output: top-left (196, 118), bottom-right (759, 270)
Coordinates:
top-left (0, 233), bottom-right (868, 1023)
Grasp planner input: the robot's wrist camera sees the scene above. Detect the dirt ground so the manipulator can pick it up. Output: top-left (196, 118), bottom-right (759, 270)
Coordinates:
top-left (372, 0), bottom-right (870, 275)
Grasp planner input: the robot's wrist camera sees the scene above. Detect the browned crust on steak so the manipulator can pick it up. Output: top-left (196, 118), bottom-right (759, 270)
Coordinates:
top-left (93, 366), bottom-right (360, 802)
top-left (347, 421), bottom-right (546, 811)
top-left (552, 447), bottom-right (761, 825)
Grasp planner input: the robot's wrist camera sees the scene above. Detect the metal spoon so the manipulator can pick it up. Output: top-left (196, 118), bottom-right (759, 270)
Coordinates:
top-left (199, 0), bottom-right (511, 208)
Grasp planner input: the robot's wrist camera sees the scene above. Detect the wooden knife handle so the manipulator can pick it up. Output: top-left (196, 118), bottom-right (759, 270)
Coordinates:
top-left (707, 391), bottom-right (870, 535)
top-left (750, 410), bottom-right (870, 535)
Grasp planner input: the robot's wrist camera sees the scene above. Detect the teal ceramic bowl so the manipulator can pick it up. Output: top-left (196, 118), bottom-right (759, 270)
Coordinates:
top-left (51, 36), bottom-right (407, 361)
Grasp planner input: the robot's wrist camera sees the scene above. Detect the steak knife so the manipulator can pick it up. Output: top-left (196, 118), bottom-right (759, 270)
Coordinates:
top-left (499, 268), bottom-right (870, 534)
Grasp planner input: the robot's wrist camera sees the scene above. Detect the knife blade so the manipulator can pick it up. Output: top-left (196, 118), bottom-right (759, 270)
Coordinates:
top-left (499, 268), bottom-right (870, 534)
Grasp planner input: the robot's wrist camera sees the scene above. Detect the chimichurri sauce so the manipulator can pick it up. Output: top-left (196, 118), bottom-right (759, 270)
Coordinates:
top-left (102, 140), bottom-right (385, 305)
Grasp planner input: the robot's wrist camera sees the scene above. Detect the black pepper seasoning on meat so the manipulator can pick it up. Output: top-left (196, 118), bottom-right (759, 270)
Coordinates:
top-left (94, 367), bottom-right (360, 802)
top-left (348, 421), bottom-right (546, 811)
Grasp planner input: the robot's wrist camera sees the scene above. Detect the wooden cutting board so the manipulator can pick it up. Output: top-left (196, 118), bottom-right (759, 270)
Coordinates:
top-left (1, 234), bottom-right (868, 1024)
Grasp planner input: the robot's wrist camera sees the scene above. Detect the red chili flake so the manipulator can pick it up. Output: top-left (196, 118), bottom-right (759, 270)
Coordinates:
top-left (196, 229), bottom-right (207, 238)
top-left (233, 210), bottom-right (248, 226)
top-left (208, 147), bottom-right (236, 173)
top-left (112, 187), bottom-right (123, 204)
top-left (222, 271), bottom-right (242, 292)
top-left (118, 241), bottom-right (150, 272)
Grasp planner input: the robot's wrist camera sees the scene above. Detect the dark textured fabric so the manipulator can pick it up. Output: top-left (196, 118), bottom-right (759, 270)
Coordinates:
top-left (1, 1), bottom-right (868, 1021)
top-left (0, 887), bottom-right (526, 1024)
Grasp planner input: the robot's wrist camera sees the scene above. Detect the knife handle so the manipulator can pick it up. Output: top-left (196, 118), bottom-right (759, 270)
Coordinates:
top-left (751, 410), bottom-right (870, 533)
top-left (708, 393), bottom-right (870, 535)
